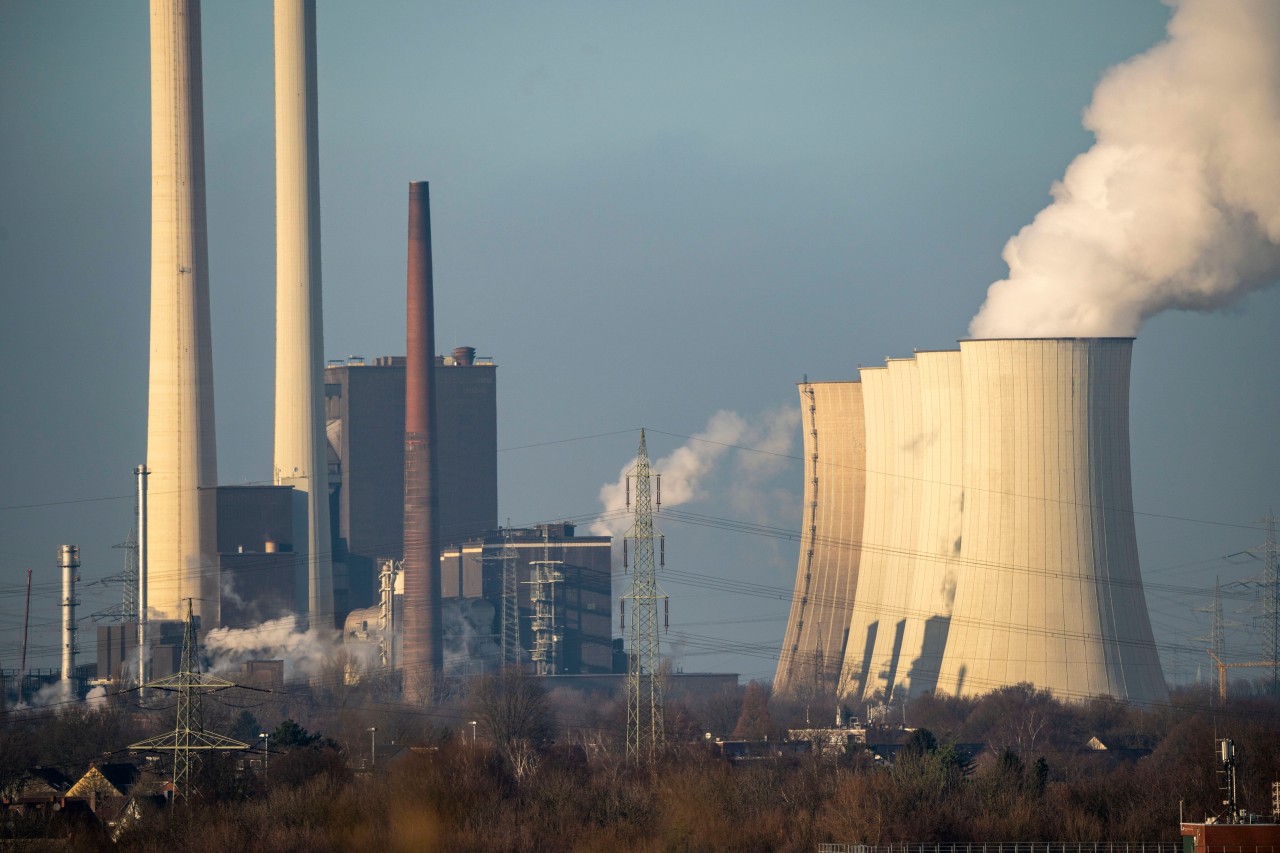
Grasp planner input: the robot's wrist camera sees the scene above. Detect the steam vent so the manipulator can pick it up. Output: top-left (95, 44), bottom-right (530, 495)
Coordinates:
top-left (775, 338), bottom-right (1168, 705)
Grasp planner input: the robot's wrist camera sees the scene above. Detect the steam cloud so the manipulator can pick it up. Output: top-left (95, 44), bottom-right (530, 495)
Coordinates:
top-left (204, 616), bottom-right (345, 681)
top-left (590, 409), bottom-right (799, 543)
top-left (970, 0), bottom-right (1280, 338)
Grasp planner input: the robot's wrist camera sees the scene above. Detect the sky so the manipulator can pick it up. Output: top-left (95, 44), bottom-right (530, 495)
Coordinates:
top-left (2, 1), bottom-right (1278, 687)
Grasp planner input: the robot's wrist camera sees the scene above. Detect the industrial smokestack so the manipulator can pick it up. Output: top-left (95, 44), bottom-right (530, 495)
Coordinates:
top-left (273, 0), bottom-right (333, 630)
top-left (136, 465), bottom-right (149, 689)
top-left (146, 0), bottom-right (218, 625)
top-left (58, 545), bottom-right (79, 688)
top-left (401, 181), bottom-right (442, 701)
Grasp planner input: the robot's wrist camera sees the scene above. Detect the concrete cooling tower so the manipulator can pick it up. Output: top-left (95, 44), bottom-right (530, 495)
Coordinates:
top-left (779, 337), bottom-right (1167, 705)
top-left (934, 338), bottom-right (1166, 701)
top-left (773, 381), bottom-right (866, 698)
top-left (145, 0), bottom-right (218, 623)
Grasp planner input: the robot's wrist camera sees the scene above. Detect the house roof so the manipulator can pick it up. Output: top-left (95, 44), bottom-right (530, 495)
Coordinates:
top-left (67, 763), bottom-right (140, 798)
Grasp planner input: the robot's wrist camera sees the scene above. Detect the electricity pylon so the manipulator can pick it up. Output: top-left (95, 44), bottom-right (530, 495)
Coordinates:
top-left (622, 429), bottom-right (667, 764)
top-left (1263, 512), bottom-right (1279, 696)
top-left (499, 526), bottom-right (522, 669)
top-left (129, 600), bottom-right (248, 800)
top-left (92, 529), bottom-right (139, 624)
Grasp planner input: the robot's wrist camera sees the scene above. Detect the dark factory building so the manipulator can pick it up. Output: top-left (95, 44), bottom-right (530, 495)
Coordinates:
top-left (324, 348), bottom-right (497, 624)
top-left (439, 523), bottom-right (613, 675)
top-left (200, 485), bottom-right (297, 629)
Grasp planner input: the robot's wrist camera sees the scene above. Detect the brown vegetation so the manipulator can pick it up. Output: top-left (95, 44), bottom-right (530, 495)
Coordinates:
top-left (2, 680), bottom-right (1279, 851)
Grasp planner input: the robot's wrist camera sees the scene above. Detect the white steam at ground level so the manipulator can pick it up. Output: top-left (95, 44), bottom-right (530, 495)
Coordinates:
top-left (204, 616), bottom-right (354, 682)
top-left (970, 0), bottom-right (1280, 339)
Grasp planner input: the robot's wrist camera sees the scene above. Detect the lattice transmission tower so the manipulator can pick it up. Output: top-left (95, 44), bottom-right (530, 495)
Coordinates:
top-left (1193, 577), bottom-right (1229, 664)
top-left (1263, 511), bottom-right (1279, 697)
top-left (622, 429), bottom-right (667, 764)
top-left (130, 600), bottom-right (248, 800)
top-left (499, 526), bottom-right (522, 670)
top-left (529, 527), bottom-right (564, 676)
top-left (93, 528), bottom-right (139, 624)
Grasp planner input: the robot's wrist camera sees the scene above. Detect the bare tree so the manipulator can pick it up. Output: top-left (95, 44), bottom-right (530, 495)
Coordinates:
top-left (469, 668), bottom-right (554, 781)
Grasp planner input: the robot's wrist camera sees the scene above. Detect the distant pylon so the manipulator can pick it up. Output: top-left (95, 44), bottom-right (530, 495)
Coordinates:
top-left (623, 429), bottom-right (667, 764)
top-left (528, 528), bottom-right (564, 677)
top-left (94, 529), bottom-right (139, 624)
top-left (129, 600), bottom-right (247, 800)
top-left (1263, 511), bottom-right (1279, 697)
top-left (499, 526), bottom-right (522, 669)
top-left (1193, 576), bottom-right (1228, 664)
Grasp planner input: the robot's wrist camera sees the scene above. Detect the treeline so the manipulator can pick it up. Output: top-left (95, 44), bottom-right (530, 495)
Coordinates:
top-left (3, 677), bottom-right (1280, 852)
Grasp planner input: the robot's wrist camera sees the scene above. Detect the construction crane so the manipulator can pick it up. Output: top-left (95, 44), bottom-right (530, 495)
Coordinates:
top-left (1206, 649), bottom-right (1280, 702)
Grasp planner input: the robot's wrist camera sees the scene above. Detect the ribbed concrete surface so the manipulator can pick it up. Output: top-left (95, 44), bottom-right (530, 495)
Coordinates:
top-left (774, 381), bottom-right (865, 698)
top-left (933, 338), bottom-right (1166, 701)
top-left (839, 366), bottom-right (895, 701)
top-left (897, 350), bottom-right (964, 699)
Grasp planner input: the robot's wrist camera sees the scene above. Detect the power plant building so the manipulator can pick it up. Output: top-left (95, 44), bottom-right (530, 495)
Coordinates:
top-left (343, 523), bottom-right (612, 677)
top-left (324, 350), bottom-right (497, 624)
top-left (778, 337), bottom-right (1167, 705)
top-left (442, 523), bottom-right (613, 675)
top-left (200, 485), bottom-right (296, 629)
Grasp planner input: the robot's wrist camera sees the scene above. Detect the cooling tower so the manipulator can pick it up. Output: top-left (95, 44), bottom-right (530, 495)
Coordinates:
top-left (146, 0), bottom-right (218, 623)
top-left (934, 338), bottom-right (1166, 702)
top-left (273, 0), bottom-right (334, 629)
top-left (839, 366), bottom-right (897, 701)
top-left (843, 358), bottom-right (928, 702)
top-left (774, 381), bottom-right (866, 698)
top-left (896, 349), bottom-right (964, 699)
top-left (401, 181), bottom-right (443, 702)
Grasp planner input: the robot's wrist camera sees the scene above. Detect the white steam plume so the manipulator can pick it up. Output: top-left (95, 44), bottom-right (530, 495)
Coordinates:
top-left (590, 411), bottom-right (750, 540)
top-left (204, 616), bottom-right (342, 681)
top-left (970, 0), bottom-right (1280, 338)
top-left (590, 409), bottom-right (799, 541)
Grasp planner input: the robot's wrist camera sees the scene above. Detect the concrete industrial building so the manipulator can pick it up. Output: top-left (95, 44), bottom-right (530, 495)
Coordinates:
top-left (145, 0), bottom-right (219, 624)
top-left (200, 485), bottom-right (296, 629)
top-left (343, 523), bottom-right (611, 677)
top-left (324, 349), bottom-right (497, 624)
top-left (779, 337), bottom-right (1167, 705)
top-left (443, 523), bottom-right (613, 675)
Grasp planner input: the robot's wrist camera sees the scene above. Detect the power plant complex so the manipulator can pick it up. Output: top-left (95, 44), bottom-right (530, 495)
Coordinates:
top-left (66, 0), bottom-right (611, 697)
top-left (776, 337), bottom-right (1169, 706)
top-left (11, 1), bottom-right (1173, 717)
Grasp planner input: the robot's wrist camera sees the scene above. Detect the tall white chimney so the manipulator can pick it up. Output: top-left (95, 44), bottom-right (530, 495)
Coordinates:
top-left (58, 545), bottom-right (79, 688)
top-left (146, 0), bottom-right (218, 624)
top-left (136, 464), bottom-right (150, 688)
top-left (273, 0), bottom-right (334, 629)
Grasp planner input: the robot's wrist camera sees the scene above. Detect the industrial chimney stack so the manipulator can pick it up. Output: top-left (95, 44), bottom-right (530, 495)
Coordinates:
top-left (273, 0), bottom-right (333, 629)
top-left (59, 545), bottom-right (79, 689)
top-left (401, 181), bottom-right (442, 701)
top-left (145, 0), bottom-right (218, 624)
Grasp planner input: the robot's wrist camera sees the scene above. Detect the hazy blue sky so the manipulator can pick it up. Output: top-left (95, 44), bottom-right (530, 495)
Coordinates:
top-left (2, 1), bottom-right (1277, 685)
